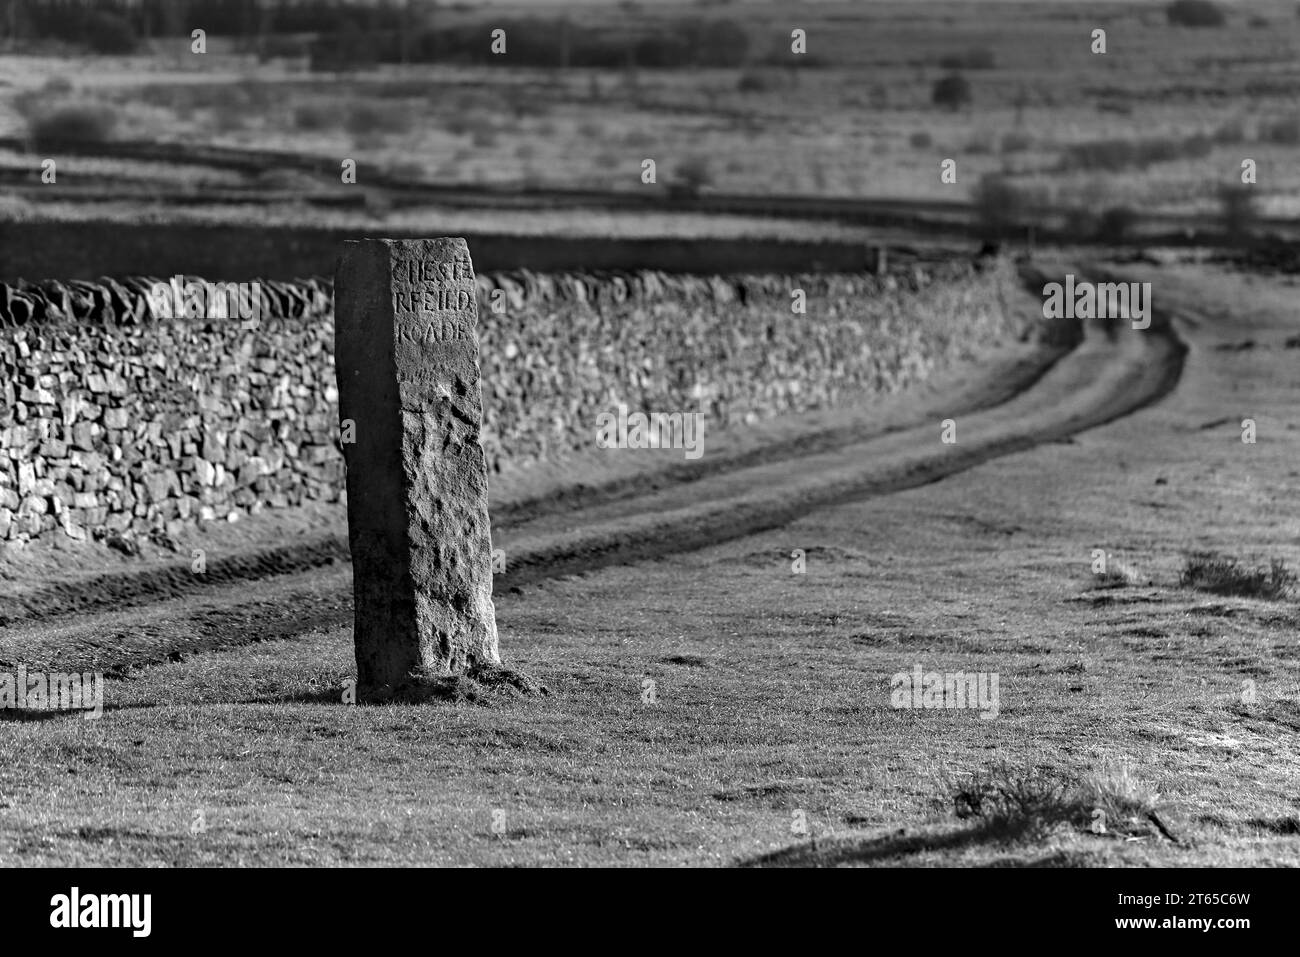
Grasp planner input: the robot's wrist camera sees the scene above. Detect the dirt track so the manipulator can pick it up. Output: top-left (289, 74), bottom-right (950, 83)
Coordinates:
top-left (0, 263), bottom-right (1187, 673)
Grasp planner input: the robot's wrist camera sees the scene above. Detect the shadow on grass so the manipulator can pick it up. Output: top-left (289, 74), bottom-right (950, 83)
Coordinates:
top-left (249, 687), bottom-right (354, 707)
top-left (0, 708), bottom-right (75, 723)
top-left (736, 820), bottom-right (1032, 867)
top-left (243, 682), bottom-right (495, 707)
top-left (0, 701), bottom-right (165, 720)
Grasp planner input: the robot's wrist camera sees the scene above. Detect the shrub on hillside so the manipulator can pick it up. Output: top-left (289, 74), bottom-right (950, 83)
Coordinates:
top-left (1093, 206), bottom-right (1140, 243)
top-left (309, 23), bottom-right (379, 72)
top-left (938, 47), bottom-right (996, 70)
top-left (932, 73), bottom-right (972, 111)
top-left (971, 173), bottom-right (1045, 236)
top-left (737, 70), bottom-right (777, 93)
top-left (670, 156), bottom-right (714, 197)
top-left (691, 17), bottom-right (751, 68)
top-left (1165, 0), bottom-right (1226, 27)
top-left (1218, 184), bottom-right (1259, 243)
top-left (83, 12), bottom-right (138, 54)
top-left (29, 104), bottom-right (118, 149)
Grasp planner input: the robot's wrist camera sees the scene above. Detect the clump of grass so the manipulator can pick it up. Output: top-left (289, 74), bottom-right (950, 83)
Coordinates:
top-left (943, 762), bottom-right (1168, 841)
top-left (1179, 552), bottom-right (1295, 600)
top-left (1076, 764), bottom-right (1160, 827)
top-left (909, 130), bottom-right (933, 149)
top-left (943, 763), bottom-right (1074, 839)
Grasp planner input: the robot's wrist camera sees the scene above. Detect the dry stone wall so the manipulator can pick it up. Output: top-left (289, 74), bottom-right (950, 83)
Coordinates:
top-left (0, 260), bottom-right (1024, 547)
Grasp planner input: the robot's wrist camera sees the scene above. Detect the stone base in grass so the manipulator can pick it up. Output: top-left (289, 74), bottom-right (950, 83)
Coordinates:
top-left (357, 662), bottom-right (548, 705)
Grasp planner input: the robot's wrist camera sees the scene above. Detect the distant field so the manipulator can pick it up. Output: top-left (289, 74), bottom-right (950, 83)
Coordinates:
top-left (1, 0), bottom-right (1298, 230)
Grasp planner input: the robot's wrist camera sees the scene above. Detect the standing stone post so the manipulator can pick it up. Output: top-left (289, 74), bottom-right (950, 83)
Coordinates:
top-left (334, 238), bottom-right (508, 702)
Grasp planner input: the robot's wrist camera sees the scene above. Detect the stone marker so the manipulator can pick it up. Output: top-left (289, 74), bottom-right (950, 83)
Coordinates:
top-left (334, 238), bottom-right (511, 702)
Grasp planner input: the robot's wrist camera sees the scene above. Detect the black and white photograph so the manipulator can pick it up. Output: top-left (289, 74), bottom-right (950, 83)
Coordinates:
top-left (0, 0), bottom-right (1294, 925)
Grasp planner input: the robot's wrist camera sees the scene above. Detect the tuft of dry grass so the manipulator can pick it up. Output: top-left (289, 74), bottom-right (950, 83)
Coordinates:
top-left (1179, 552), bottom-right (1296, 600)
top-left (1076, 764), bottom-right (1161, 833)
top-left (941, 763), bottom-right (1074, 839)
top-left (942, 762), bottom-right (1165, 842)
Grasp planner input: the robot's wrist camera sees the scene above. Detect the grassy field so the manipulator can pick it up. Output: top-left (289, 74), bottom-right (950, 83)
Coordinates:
top-left (2, 260), bottom-right (1298, 866)
top-left (2, 0), bottom-right (1298, 230)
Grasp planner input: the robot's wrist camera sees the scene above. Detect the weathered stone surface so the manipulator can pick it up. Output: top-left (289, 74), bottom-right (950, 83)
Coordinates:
top-left (334, 238), bottom-right (500, 700)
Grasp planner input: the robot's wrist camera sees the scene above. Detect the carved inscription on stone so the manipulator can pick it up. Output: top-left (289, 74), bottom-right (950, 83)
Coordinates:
top-left (392, 255), bottom-right (475, 344)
